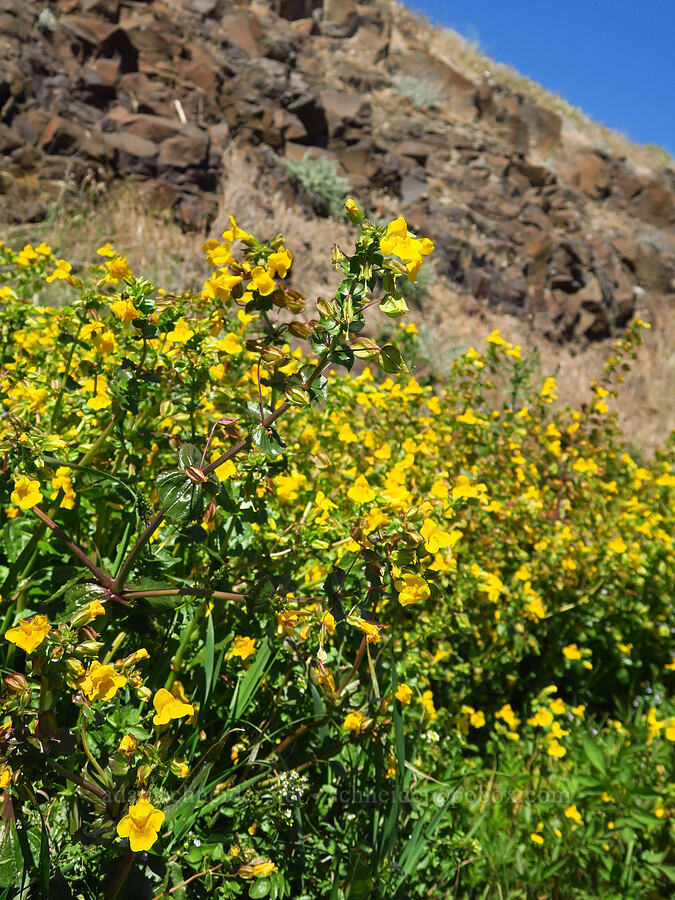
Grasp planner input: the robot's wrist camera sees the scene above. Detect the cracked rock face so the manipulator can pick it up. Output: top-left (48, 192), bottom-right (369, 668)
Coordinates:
top-left (1, 0), bottom-right (673, 340)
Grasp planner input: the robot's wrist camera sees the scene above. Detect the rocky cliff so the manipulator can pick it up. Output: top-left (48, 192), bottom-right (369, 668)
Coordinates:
top-left (1, 0), bottom-right (674, 342)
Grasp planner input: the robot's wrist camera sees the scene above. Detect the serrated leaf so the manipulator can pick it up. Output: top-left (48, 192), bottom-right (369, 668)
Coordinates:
top-left (250, 425), bottom-right (286, 459)
top-left (156, 470), bottom-right (204, 524)
top-left (177, 443), bottom-right (201, 469)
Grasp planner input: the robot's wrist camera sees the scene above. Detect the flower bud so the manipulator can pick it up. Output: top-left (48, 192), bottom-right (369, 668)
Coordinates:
top-left (72, 641), bottom-right (105, 658)
top-left (344, 198), bottom-right (364, 225)
top-left (135, 684), bottom-right (153, 703)
top-left (4, 673), bottom-right (29, 696)
top-left (170, 758), bottom-right (189, 778)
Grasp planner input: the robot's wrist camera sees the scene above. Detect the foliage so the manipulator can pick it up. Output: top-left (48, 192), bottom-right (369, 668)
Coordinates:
top-left (281, 152), bottom-right (351, 218)
top-left (0, 210), bottom-right (673, 900)
top-left (390, 74), bottom-right (442, 110)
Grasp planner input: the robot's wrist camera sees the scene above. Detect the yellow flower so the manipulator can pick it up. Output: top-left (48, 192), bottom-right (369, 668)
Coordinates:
top-left (10, 476), bottom-right (43, 510)
top-left (110, 297), bottom-right (141, 325)
top-left (420, 518), bottom-right (454, 554)
top-left (421, 689), bottom-right (437, 720)
top-left (564, 804), bottom-right (583, 826)
top-left (540, 376), bottom-right (558, 403)
top-left (380, 216), bottom-right (434, 282)
top-left (486, 329), bottom-right (507, 346)
top-left (250, 266), bottom-right (276, 296)
top-left (0, 769), bottom-right (10, 789)
top-left (395, 683), bottom-right (413, 705)
top-left (222, 215), bottom-right (251, 244)
top-left (96, 243), bottom-right (116, 257)
top-left (116, 797), bottom-right (165, 852)
top-left (152, 688), bottom-right (195, 726)
top-left (562, 643), bottom-right (582, 661)
top-left (35, 242), bottom-right (52, 256)
top-left (232, 636), bottom-right (256, 661)
top-left (527, 708), bottom-right (553, 728)
top-left (203, 271), bottom-right (243, 300)
top-left (608, 537), bottom-right (627, 554)
top-left (496, 704), bottom-right (521, 731)
top-left (394, 572), bottom-right (430, 607)
top-left (104, 255), bottom-right (132, 282)
top-left (118, 734), bottom-right (138, 754)
top-left (530, 832), bottom-right (544, 845)
top-left (348, 475), bottom-right (375, 504)
top-left (5, 615), bottom-right (51, 654)
top-left (80, 661), bottom-right (127, 702)
top-left (267, 247), bottom-right (292, 278)
top-left (217, 332), bottom-right (242, 355)
top-left (211, 455), bottom-right (236, 481)
top-left (547, 740), bottom-right (566, 758)
top-left (343, 711), bottom-right (366, 733)
top-left (166, 317), bottom-right (194, 343)
top-left (46, 259), bottom-right (74, 284)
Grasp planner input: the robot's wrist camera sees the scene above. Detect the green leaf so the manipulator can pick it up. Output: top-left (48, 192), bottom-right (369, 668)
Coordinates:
top-left (250, 425), bottom-right (286, 459)
top-left (249, 880), bottom-right (270, 898)
top-left (204, 611), bottom-right (215, 704)
top-left (351, 337), bottom-right (381, 360)
top-left (380, 344), bottom-right (409, 374)
top-left (0, 818), bottom-right (28, 890)
top-left (379, 294), bottom-right (409, 318)
top-left (581, 734), bottom-right (607, 776)
top-left (156, 470), bottom-right (204, 524)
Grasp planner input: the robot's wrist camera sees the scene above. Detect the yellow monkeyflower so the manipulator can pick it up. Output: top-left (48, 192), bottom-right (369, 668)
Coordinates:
top-left (343, 711), bottom-right (366, 733)
top-left (395, 683), bottom-right (413, 705)
top-left (80, 661), bottom-right (127, 702)
top-left (232, 636), bottom-right (256, 661)
top-left (166, 318), bottom-right (194, 343)
top-left (421, 689), bottom-right (437, 720)
top-left (547, 740), bottom-right (567, 758)
top-left (420, 518), bottom-right (454, 554)
top-left (116, 797), bottom-right (165, 852)
top-left (104, 255), bottom-right (132, 282)
top-left (608, 537), bottom-right (627, 554)
top-left (10, 476), bottom-right (43, 510)
top-left (118, 734), bottom-right (138, 754)
top-left (348, 475), bottom-right (375, 504)
top-left (222, 215), bottom-right (251, 244)
top-left (394, 572), bottom-right (430, 607)
top-left (267, 247), bottom-right (292, 278)
top-left (380, 216), bottom-right (434, 282)
top-left (564, 804), bottom-right (583, 826)
top-left (217, 332), bottom-right (242, 355)
top-left (5, 615), bottom-right (51, 654)
top-left (152, 688), bottom-right (195, 726)
top-left (250, 266), bottom-right (276, 296)
top-left (46, 259), bottom-right (74, 284)
top-left (110, 297), bottom-right (141, 325)
top-left (562, 643), bottom-right (582, 661)
top-left (96, 242), bottom-right (116, 257)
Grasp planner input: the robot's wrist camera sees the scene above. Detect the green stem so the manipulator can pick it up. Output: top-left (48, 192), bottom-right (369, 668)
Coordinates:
top-left (104, 848), bottom-right (136, 900)
top-left (80, 713), bottom-right (111, 787)
top-left (163, 601), bottom-right (206, 691)
top-left (102, 630), bottom-right (128, 665)
top-left (79, 413), bottom-right (122, 467)
top-left (50, 318), bottom-right (83, 429)
top-left (111, 351), bottom-right (332, 595)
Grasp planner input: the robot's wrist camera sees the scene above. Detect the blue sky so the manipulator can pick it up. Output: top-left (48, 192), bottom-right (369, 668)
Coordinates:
top-left (408, 1), bottom-right (675, 155)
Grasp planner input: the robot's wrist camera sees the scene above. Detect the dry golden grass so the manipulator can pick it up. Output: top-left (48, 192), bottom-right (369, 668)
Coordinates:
top-left (417, 277), bottom-right (674, 457)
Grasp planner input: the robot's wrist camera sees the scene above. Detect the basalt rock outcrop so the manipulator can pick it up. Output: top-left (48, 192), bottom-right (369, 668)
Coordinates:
top-left (1, 0), bottom-right (673, 341)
